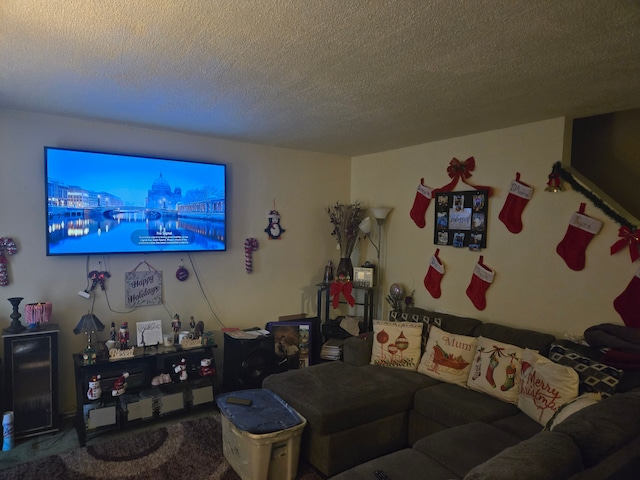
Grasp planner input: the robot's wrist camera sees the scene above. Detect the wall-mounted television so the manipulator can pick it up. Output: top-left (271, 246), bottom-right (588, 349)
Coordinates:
top-left (45, 147), bottom-right (226, 256)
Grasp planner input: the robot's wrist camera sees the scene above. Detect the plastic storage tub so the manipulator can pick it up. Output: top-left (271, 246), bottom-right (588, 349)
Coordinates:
top-left (216, 389), bottom-right (306, 480)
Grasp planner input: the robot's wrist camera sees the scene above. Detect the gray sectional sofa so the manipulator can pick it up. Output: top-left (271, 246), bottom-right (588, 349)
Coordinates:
top-left (263, 310), bottom-right (640, 479)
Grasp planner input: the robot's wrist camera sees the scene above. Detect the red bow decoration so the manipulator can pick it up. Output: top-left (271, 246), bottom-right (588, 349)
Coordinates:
top-left (88, 270), bottom-right (111, 291)
top-left (330, 280), bottom-right (355, 309)
top-left (438, 157), bottom-right (493, 195)
top-left (610, 226), bottom-right (640, 263)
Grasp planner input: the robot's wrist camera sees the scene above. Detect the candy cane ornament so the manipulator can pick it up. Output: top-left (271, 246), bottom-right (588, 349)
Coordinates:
top-left (0, 237), bottom-right (18, 287)
top-left (244, 238), bottom-right (259, 273)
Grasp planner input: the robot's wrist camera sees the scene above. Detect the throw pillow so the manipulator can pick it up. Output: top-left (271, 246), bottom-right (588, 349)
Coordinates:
top-left (370, 320), bottom-right (423, 370)
top-left (389, 310), bottom-right (440, 353)
top-left (518, 349), bottom-right (579, 426)
top-left (545, 392), bottom-right (602, 431)
top-left (548, 343), bottom-right (623, 398)
top-left (417, 326), bottom-right (478, 386)
top-left (467, 337), bottom-right (523, 404)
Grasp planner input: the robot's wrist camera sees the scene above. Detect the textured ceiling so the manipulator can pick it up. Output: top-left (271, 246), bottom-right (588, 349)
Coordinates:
top-left (2, 0), bottom-right (640, 156)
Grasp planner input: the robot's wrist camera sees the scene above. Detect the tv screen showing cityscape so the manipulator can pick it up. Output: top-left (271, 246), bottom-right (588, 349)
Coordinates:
top-left (45, 147), bottom-right (226, 256)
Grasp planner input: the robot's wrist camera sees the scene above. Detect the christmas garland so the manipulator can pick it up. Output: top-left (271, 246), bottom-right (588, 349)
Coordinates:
top-left (552, 161), bottom-right (638, 231)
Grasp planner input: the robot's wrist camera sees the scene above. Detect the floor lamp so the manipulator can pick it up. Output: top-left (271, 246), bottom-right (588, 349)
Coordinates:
top-left (360, 207), bottom-right (392, 318)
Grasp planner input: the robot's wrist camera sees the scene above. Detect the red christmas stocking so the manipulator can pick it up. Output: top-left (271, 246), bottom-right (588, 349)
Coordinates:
top-left (424, 248), bottom-right (445, 298)
top-left (410, 178), bottom-right (434, 228)
top-left (498, 172), bottom-right (533, 234)
top-left (556, 203), bottom-right (603, 271)
top-left (614, 268), bottom-right (640, 328)
top-left (466, 256), bottom-right (495, 310)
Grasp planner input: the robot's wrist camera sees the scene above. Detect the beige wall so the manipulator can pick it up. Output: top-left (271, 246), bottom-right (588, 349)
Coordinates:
top-left (352, 118), bottom-right (629, 337)
top-left (0, 110), bottom-right (631, 416)
top-left (0, 109), bottom-right (349, 413)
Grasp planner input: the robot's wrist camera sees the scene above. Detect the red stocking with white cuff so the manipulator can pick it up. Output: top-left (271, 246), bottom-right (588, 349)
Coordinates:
top-left (614, 268), bottom-right (640, 328)
top-left (424, 249), bottom-right (445, 298)
top-left (410, 178), bottom-right (434, 228)
top-left (498, 172), bottom-right (533, 234)
top-left (556, 203), bottom-right (603, 271)
top-left (466, 256), bottom-right (495, 310)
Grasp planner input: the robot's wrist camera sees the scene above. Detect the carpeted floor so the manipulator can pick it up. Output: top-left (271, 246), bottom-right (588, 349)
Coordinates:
top-left (0, 414), bottom-right (325, 480)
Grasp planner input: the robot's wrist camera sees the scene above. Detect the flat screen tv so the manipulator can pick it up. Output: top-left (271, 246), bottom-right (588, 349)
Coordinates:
top-left (45, 147), bottom-right (226, 256)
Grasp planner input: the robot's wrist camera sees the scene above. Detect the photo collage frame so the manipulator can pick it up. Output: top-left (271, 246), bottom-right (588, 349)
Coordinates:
top-left (434, 189), bottom-right (489, 250)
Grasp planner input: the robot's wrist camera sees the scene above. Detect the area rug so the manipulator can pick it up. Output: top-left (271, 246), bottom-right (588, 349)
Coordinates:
top-left (0, 415), bottom-right (325, 480)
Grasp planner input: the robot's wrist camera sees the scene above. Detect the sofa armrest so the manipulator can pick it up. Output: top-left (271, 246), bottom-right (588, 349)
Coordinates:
top-left (343, 333), bottom-right (374, 366)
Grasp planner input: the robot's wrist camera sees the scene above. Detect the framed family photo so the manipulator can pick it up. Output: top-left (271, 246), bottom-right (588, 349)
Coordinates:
top-left (266, 320), bottom-right (314, 369)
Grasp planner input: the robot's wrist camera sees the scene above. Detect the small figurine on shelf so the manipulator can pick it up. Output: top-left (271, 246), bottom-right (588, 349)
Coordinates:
top-left (173, 358), bottom-right (188, 381)
top-left (110, 322), bottom-right (116, 342)
top-left (111, 372), bottom-right (129, 396)
top-left (194, 320), bottom-right (205, 339)
top-left (199, 358), bottom-right (215, 377)
top-left (87, 375), bottom-right (102, 400)
top-left (189, 316), bottom-right (196, 337)
top-left (172, 314), bottom-right (181, 344)
top-left (117, 322), bottom-right (130, 350)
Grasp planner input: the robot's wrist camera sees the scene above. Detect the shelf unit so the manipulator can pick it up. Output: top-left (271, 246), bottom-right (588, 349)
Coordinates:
top-left (73, 343), bottom-right (216, 446)
top-left (316, 282), bottom-right (374, 333)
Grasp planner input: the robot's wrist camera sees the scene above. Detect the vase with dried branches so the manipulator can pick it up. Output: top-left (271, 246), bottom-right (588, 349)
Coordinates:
top-left (327, 201), bottom-right (366, 280)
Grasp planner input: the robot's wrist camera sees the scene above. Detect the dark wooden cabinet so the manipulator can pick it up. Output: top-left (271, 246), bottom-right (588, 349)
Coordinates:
top-left (73, 344), bottom-right (216, 446)
top-left (2, 324), bottom-right (59, 439)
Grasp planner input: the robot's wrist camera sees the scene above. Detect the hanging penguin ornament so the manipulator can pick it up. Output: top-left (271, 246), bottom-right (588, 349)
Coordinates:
top-left (265, 209), bottom-right (285, 239)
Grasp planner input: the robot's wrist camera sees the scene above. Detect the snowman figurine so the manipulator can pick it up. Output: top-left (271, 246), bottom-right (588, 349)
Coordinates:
top-left (87, 375), bottom-right (102, 401)
top-left (173, 358), bottom-right (188, 381)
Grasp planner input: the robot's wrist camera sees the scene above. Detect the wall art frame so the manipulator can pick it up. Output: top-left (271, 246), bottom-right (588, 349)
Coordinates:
top-left (434, 189), bottom-right (489, 250)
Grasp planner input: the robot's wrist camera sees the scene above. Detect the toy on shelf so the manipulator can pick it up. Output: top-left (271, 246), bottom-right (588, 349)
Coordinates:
top-left (87, 375), bottom-right (102, 400)
top-left (111, 372), bottom-right (129, 396)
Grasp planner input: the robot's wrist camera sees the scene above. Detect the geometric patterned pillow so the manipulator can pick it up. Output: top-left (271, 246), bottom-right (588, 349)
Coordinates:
top-left (549, 343), bottom-right (623, 398)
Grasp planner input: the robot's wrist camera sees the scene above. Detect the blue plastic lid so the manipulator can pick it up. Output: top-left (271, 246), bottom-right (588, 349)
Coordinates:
top-left (216, 388), bottom-right (302, 434)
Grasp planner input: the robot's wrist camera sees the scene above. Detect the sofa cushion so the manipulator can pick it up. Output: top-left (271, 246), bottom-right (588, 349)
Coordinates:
top-left (413, 382), bottom-right (520, 428)
top-left (263, 361), bottom-right (437, 434)
top-left (329, 448), bottom-right (459, 480)
top-left (418, 326), bottom-right (477, 386)
top-left (370, 320), bottom-right (423, 370)
top-left (553, 388), bottom-right (640, 467)
top-left (518, 348), bottom-right (579, 425)
top-left (464, 431), bottom-right (584, 480)
top-left (474, 323), bottom-right (555, 355)
top-left (467, 337), bottom-right (522, 404)
top-left (549, 342), bottom-right (623, 398)
top-left (491, 412), bottom-right (543, 440)
top-left (414, 422), bottom-right (521, 478)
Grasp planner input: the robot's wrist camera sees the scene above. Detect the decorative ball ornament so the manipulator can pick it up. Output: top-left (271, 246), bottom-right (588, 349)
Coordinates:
top-left (376, 329), bottom-right (389, 345)
top-left (395, 331), bottom-right (409, 351)
top-left (389, 283), bottom-right (404, 299)
top-left (176, 266), bottom-right (189, 281)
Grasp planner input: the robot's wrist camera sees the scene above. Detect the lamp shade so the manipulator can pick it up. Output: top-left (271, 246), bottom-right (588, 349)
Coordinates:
top-left (24, 302), bottom-right (52, 325)
top-left (73, 313), bottom-right (105, 335)
top-left (359, 216), bottom-right (372, 234)
top-left (371, 207), bottom-right (392, 224)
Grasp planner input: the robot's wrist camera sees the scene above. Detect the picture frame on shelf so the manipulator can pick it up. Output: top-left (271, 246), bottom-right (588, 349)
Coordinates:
top-left (266, 320), bottom-right (313, 369)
